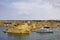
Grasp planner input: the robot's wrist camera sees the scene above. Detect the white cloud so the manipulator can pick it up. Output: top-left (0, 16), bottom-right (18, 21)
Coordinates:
top-left (8, 1), bottom-right (55, 20)
top-left (48, 0), bottom-right (60, 8)
top-left (9, 2), bottom-right (52, 14)
top-left (0, 0), bottom-right (60, 20)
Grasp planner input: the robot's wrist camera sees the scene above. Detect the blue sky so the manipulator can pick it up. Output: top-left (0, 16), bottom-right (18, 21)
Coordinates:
top-left (0, 0), bottom-right (60, 20)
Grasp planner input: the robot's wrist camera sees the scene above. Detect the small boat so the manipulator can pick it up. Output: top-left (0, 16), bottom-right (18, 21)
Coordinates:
top-left (35, 27), bottom-right (53, 33)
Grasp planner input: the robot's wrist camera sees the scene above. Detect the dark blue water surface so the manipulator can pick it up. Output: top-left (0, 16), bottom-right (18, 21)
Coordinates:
top-left (0, 27), bottom-right (60, 40)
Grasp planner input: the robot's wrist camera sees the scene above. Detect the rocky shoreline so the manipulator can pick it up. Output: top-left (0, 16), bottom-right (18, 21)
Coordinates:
top-left (1, 20), bottom-right (60, 33)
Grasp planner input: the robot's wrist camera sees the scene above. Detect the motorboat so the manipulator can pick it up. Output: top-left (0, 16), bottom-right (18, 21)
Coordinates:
top-left (35, 27), bottom-right (53, 33)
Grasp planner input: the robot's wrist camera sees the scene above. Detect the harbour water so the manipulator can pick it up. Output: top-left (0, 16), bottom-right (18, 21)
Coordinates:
top-left (0, 27), bottom-right (60, 40)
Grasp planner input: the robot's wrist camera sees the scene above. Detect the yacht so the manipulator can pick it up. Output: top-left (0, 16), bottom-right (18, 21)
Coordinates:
top-left (35, 27), bottom-right (53, 33)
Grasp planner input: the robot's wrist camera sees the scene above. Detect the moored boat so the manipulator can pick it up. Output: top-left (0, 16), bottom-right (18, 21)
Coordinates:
top-left (35, 27), bottom-right (53, 33)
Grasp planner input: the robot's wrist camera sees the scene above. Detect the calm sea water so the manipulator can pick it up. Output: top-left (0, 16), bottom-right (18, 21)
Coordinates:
top-left (0, 27), bottom-right (60, 40)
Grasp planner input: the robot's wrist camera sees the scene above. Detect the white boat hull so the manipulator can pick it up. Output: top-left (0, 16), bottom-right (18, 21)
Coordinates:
top-left (35, 28), bottom-right (53, 33)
